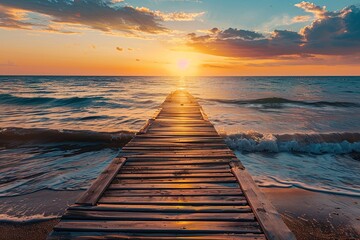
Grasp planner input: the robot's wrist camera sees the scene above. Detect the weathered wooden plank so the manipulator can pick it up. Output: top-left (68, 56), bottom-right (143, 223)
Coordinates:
top-left (128, 139), bottom-right (226, 144)
top-left (69, 204), bottom-right (253, 213)
top-left (123, 149), bottom-right (234, 154)
top-left (113, 177), bottom-right (237, 183)
top-left (123, 158), bottom-right (234, 163)
top-left (116, 173), bottom-right (233, 178)
top-left (124, 154), bottom-right (234, 159)
top-left (63, 211), bottom-right (256, 222)
top-left (134, 135), bottom-right (224, 140)
top-left (103, 189), bottom-right (243, 197)
top-left (98, 199), bottom-right (247, 206)
top-left (119, 169), bottom-right (232, 174)
top-left (123, 146), bottom-right (228, 151)
top-left (76, 157), bottom-right (126, 206)
top-left (230, 161), bottom-right (296, 240)
top-left (99, 195), bottom-right (245, 202)
top-left (109, 182), bottom-right (239, 190)
top-left (124, 160), bottom-right (232, 166)
top-left (121, 165), bottom-right (231, 170)
top-left (49, 232), bottom-right (266, 240)
top-left (54, 220), bottom-right (262, 234)
top-left (98, 196), bottom-right (247, 205)
top-left (48, 232), bottom-right (266, 240)
top-left (124, 143), bottom-right (227, 147)
top-left (122, 152), bottom-right (234, 156)
top-left (148, 126), bottom-right (215, 130)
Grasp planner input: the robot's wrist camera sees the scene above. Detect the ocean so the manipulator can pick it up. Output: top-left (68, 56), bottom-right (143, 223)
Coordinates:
top-left (0, 76), bottom-right (359, 220)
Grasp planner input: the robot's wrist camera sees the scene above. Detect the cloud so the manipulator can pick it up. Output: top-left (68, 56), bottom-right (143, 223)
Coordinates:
top-left (218, 28), bottom-right (264, 40)
top-left (44, 25), bottom-right (79, 34)
top-left (0, 5), bottom-right (34, 30)
top-left (0, 0), bottom-right (167, 34)
top-left (116, 47), bottom-right (123, 51)
top-left (294, 1), bottom-right (327, 18)
top-left (187, 29), bottom-right (303, 58)
top-left (0, 0), bottom-right (205, 35)
top-left (291, 15), bottom-right (312, 23)
top-left (135, 7), bottom-right (205, 21)
top-left (159, 11), bottom-right (205, 21)
top-left (201, 63), bottom-right (231, 69)
top-left (187, 3), bottom-right (360, 59)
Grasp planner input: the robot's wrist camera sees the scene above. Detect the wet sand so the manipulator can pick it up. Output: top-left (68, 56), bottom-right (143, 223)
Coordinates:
top-left (263, 188), bottom-right (360, 240)
top-left (0, 188), bottom-right (359, 239)
top-left (0, 220), bottom-right (59, 240)
top-left (0, 190), bottom-right (82, 240)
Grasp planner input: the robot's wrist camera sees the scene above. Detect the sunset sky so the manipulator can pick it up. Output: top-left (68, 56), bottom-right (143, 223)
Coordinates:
top-left (0, 0), bottom-right (359, 76)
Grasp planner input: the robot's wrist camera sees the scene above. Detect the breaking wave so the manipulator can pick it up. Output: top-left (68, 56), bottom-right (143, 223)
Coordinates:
top-left (0, 127), bottom-right (134, 147)
top-left (205, 97), bottom-right (359, 108)
top-left (225, 131), bottom-right (360, 154)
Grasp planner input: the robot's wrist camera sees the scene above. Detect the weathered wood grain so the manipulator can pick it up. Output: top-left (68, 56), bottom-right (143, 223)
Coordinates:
top-left (54, 220), bottom-right (262, 234)
top-left (63, 211), bottom-right (256, 222)
top-left (230, 162), bottom-right (296, 240)
top-left (76, 157), bottom-right (126, 206)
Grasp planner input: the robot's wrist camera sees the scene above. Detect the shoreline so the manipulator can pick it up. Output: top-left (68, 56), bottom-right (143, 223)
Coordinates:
top-left (0, 188), bottom-right (358, 239)
top-left (262, 188), bottom-right (360, 239)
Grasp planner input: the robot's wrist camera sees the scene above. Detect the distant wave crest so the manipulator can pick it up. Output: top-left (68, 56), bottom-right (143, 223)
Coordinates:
top-left (0, 93), bottom-right (128, 108)
top-left (0, 127), bottom-right (134, 147)
top-left (205, 97), bottom-right (359, 108)
top-left (225, 131), bottom-right (360, 154)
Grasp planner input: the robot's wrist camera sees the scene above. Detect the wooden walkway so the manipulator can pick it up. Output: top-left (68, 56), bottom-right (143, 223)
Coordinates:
top-left (48, 90), bottom-right (295, 240)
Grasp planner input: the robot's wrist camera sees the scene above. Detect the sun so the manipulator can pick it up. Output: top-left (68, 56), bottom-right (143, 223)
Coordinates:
top-left (177, 59), bottom-right (190, 71)
top-left (167, 54), bottom-right (199, 76)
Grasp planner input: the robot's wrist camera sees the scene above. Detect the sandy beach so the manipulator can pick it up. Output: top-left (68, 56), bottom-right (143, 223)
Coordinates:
top-left (263, 188), bottom-right (360, 239)
top-left (0, 188), bottom-right (358, 240)
top-left (0, 190), bottom-right (82, 240)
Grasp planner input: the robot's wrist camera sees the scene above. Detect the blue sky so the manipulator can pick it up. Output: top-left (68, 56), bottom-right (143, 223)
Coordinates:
top-left (125, 0), bottom-right (359, 30)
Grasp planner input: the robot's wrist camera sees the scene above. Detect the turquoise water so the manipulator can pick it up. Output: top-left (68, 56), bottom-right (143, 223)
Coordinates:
top-left (0, 76), bottom-right (359, 200)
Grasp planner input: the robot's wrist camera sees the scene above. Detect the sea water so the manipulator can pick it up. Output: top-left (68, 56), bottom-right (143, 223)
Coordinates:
top-left (0, 76), bottom-right (359, 219)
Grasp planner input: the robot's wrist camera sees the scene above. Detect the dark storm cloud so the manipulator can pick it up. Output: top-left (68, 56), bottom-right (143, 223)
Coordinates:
top-left (0, 0), bottom-right (167, 34)
top-left (187, 3), bottom-right (360, 58)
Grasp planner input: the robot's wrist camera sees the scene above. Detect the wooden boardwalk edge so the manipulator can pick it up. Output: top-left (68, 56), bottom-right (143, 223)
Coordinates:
top-left (76, 157), bottom-right (127, 205)
top-left (50, 90), bottom-right (296, 240)
top-left (230, 162), bottom-right (296, 240)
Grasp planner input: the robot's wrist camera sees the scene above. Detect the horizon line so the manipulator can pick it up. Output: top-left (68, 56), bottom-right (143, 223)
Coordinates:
top-left (0, 75), bottom-right (359, 77)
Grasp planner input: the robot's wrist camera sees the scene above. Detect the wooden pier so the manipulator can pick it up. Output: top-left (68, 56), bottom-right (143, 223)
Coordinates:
top-left (48, 90), bottom-right (295, 240)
